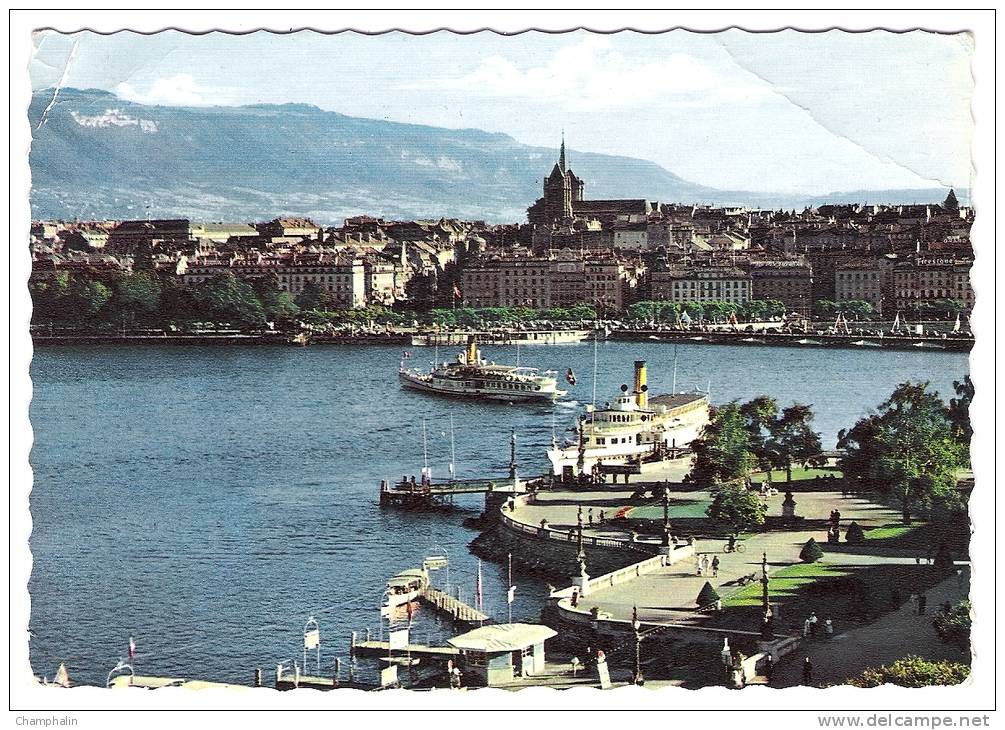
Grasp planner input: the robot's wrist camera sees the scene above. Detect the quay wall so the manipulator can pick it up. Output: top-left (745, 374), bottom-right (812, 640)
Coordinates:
top-left (471, 492), bottom-right (657, 579)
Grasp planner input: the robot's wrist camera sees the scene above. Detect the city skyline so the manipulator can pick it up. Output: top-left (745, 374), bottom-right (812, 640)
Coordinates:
top-left (30, 29), bottom-right (973, 197)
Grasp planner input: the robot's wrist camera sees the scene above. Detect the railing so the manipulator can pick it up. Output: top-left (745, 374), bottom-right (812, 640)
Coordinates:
top-left (498, 510), bottom-right (654, 554)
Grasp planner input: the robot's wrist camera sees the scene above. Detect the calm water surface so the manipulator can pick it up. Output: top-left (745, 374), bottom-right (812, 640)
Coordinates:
top-left (28, 341), bottom-right (968, 685)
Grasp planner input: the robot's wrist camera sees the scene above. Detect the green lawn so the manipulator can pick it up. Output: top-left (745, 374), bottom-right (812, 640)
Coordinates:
top-left (865, 522), bottom-right (924, 541)
top-left (752, 466), bottom-right (843, 482)
top-left (626, 497), bottom-right (713, 520)
top-left (723, 563), bottom-right (851, 608)
top-left (715, 561), bottom-right (963, 635)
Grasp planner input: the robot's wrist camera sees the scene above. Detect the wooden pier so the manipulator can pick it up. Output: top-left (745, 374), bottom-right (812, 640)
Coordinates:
top-left (379, 475), bottom-right (529, 510)
top-left (351, 639), bottom-right (459, 659)
top-left (418, 586), bottom-right (491, 626)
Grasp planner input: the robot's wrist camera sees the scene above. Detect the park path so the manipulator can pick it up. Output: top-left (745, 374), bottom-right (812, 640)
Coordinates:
top-left (770, 570), bottom-right (970, 687)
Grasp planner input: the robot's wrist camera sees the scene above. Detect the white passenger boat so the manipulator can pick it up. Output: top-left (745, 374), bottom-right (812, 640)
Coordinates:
top-left (384, 568), bottom-right (429, 609)
top-left (546, 360), bottom-right (710, 477)
top-left (399, 337), bottom-right (567, 403)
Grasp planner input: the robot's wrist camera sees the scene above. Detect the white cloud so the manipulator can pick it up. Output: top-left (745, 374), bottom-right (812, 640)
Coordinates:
top-left (116, 73), bottom-right (212, 106)
top-left (71, 108), bottom-right (158, 133)
top-left (408, 37), bottom-right (775, 110)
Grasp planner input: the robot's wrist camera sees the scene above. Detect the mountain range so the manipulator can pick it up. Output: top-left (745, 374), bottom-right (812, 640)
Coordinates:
top-left (27, 88), bottom-right (958, 224)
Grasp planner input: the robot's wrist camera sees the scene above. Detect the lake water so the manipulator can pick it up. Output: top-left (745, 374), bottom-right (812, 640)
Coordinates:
top-left (27, 341), bottom-right (968, 686)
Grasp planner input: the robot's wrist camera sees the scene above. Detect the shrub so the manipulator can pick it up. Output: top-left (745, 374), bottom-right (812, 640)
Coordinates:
top-left (800, 538), bottom-right (824, 563)
top-left (844, 521), bottom-right (865, 544)
top-left (849, 656), bottom-right (969, 687)
top-left (696, 581), bottom-right (721, 608)
top-left (933, 600), bottom-right (971, 651)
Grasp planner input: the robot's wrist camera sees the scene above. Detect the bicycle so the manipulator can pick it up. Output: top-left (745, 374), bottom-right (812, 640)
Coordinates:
top-left (723, 541), bottom-right (746, 554)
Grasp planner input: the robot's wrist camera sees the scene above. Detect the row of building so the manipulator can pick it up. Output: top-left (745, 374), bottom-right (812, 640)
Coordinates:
top-left (29, 139), bottom-right (974, 316)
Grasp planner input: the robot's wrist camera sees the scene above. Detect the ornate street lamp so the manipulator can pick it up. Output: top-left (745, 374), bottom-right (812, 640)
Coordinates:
top-left (632, 605), bottom-right (644, 686)
top-left (760, 552), bottom-right (774, 641)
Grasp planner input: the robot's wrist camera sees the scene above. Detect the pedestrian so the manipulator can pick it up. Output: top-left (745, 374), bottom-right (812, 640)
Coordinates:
top-left (720, 637), bottom-right (731, 667)
top-left (803, 618), bottom-right (811, 638)
top-left (702, 554), bottom-right (711, 576)
top-left (763, 653), bottom-right (774, 684)
top-left (802, 657), bottom-right (813, 686)
top-left (824, 618), bottom-right (833, 639)
top-left (695, 554), bottom-right (703, 576)
top-left (711, 556), bottom-right (720, 577)
top-left (599, 510), bottom-right (605, 523)
top-left (809, 612), bottom-right (819, 637)
top-left (918, 593), bottom-right (927, 615)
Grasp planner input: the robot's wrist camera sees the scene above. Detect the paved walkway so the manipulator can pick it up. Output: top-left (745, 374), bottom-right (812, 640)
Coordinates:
top-left (512, 484), bottom-right (926, 625)
top-left (771, 570), bottom-right (970, 687)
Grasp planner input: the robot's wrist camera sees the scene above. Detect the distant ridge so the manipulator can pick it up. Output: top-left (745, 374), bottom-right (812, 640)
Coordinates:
top-left (28, 88), bottom-right (960, 223)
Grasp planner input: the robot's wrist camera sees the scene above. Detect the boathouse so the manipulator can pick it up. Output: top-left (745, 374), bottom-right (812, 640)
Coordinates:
top-left (447, 623), bottom-right (557, 686)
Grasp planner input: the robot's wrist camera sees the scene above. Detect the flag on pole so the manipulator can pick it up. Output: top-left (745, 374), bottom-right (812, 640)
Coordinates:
top-left (475, 560), bottom-right (483, 612)
top-left (128, 636), bottom-right (136, 660)
top-left (507, 586), bottom-right (516, 604)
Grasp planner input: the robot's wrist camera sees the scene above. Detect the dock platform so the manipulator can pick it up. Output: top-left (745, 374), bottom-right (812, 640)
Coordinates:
top-left (419, 586), bottom-right (491, 626)
top-left (379, 475), bottom-right (529, 510)
top-left (351, 640), bottom-right (459, 659)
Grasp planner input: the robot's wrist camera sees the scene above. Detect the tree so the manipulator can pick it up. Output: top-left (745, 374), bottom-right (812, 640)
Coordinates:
top-left (844, 521), bottom-right (865, 544)
top-left (706, 481), bottom-right (767, 531)
top-left (193, 273), bottom-right (266, 328)
top-left (841, 300), bottom-right (875, 320)
top-left (689, 402), bottom-right (757, 488)
top-left (773, 404), bottom-right (823, 482)
top-left (933, 600), bottom-right (971, 651)
top-left (252, 273), bottom-right (299, 326)
top-left (815, 300), bottom-right (838, 318)
top-left (799, 538), bottom-right (824, 563)
top-left (838, 382), bottom-right (966, 524)
top-left (112, 272), bottom-right (162, 322)
top-left (696, 581), bottom-right (721, 608)
top-left (947, 375), bottom-right (974, 449)
top-left (294, 281), bottom-right (329, 312)
top-left (63, 278), bottom-right (112, 322)
top-left (849, 657), bottom-right (969, 688)
top-left (740, 396), bottom-right (782, 482)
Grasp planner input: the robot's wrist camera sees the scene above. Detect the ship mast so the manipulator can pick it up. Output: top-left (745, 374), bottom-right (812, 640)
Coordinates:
top-left (449, 414), bottom-right (456, 480)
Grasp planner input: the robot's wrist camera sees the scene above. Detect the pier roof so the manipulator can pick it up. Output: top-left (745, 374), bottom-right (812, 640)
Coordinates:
top-left (448, 623), bottom-right (556, 653)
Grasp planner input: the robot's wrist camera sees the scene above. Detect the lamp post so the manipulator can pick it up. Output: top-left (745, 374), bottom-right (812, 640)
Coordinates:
top-left (509, 429), bottom-right (518, 483)
top-left (576, 507), bottom-right (587, 577)
top-left (661, 487), bottom-right (673, 547)
top-left (632, 605), bottom-right (644, 686)
top-left (760, 552), bottom-right (774, 641)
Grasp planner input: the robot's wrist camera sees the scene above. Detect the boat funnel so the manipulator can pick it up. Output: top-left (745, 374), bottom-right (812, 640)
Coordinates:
top-left (466, 335), bottom-right (477, 365)
top-left (634, 360), bottom-right (648, 409)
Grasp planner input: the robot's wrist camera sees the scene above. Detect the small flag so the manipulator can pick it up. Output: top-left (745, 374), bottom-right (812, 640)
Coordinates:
top-left (507, 585), bottom-right (516, 604)
top-left (128, 636), bottom-right (136, 660)
top-left (565, 368), bottom-right (577, 385)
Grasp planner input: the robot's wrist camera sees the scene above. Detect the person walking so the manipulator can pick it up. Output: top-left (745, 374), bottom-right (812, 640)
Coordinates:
top-left (802, 657), bottom-right (813, 686)
top-left (701, 554), bottom-right (711, 576)
top-left (824, 618), bottom-right (834, 640)
top-left (803, 617), bottom-right (811, 638)
top-left (763, 653), bottom-right (774, 685)
top-left (711, 556), bottom-right (720, 577)
top-left (808, 612), bottom-right (819, 637)
top-left (695, 554), bottom-right (703, 576)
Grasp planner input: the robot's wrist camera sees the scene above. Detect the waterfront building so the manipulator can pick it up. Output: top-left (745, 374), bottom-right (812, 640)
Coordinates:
top-left (258, 217), bottom-right (320, 239)
top-left (650, 266), bottom-right (751, 304)
top-left (892, 254), bottom-right (975, 311)
top-left (834, 258), bottom-right (892, 314)
top-left (182, 251), bottom-right (368, 307)
top-left (460, 249), bottom-right (635, 311)
top-left (447, 623), bottom-right (557, 687)
top-left (749, 258), bottom-right (814, 315)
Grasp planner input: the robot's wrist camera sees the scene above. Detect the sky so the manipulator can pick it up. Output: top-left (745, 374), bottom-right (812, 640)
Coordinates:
top-left (29, 29), bottom-right (974, 195)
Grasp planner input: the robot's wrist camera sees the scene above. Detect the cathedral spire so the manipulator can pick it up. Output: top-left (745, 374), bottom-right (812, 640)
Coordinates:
top-left (559, 132), bottom-right (566, 174)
